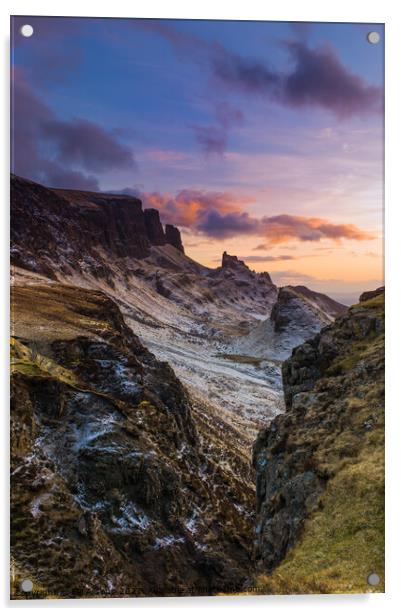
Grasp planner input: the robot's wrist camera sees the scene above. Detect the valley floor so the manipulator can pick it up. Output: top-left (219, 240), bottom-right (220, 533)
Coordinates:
top-left (132, 319), bottom-right (284, 444)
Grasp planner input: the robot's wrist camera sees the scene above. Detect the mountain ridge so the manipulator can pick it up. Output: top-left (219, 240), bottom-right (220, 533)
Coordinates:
top-left (11, 174), bottom-right (184, 279)
top-left (10, 173), bottom-right (380, 598)
top-left (10, 174), bottom-right (348, 446)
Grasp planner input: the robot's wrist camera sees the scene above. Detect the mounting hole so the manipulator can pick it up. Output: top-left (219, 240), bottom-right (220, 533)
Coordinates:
top-left (20, 578), bottom-right (33, 592)
top-left (367, 572), bottom-right (380, 586)
top-left (20, 24), bottom-right (34, 38)
top-left (367, 31), bottom-right (380, 45)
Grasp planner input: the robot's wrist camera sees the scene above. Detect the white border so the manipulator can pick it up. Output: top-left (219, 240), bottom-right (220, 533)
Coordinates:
top-left (2, 1), bottom-right (400, 614)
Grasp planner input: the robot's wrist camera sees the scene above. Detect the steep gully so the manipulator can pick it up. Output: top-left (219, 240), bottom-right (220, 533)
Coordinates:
top-left (11, 175), bottom-right (348, 597)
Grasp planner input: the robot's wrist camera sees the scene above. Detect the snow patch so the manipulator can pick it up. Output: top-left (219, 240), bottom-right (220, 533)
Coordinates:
top-left (153, 535), bottom-right (185, 550)
top-left (111, 502), bottom-right (151, 533)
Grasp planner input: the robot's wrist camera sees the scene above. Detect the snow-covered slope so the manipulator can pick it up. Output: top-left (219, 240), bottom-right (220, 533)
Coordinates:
top-left (228, 285), bottom-right (347, 360)
top-left (11, 175), bottom-right (344, 442)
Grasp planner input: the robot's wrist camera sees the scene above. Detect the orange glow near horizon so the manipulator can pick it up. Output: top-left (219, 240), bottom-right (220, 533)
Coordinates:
top-left (183, 228), bottom-right (383, 302)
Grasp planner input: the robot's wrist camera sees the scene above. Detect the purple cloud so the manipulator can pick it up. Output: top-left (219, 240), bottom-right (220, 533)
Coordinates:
top-left (213, 51), bottom-right (280, 95)
top-left (42, 118), bottom-right (135, 172)
top-left (213, 41), bottom-right (382, 116)
top-left (212, 42), bottom-right (382, 116)
top-left (260, 214), bottom-right (374, 244)
top-left (197, 209), bottom-right (260, 238)
top-left (11, 71), bottom-right (135, 190)
top-left (113, 186), bottom-right (374, 245)
top-left (198, 209), bottom-right (374, 244)
top-left (191, 125), bottom-right (228, 156)
top-left (281, 42), bottom-right (382, 116)
top-left (190, 101), bottom-right (244, 155)
top-left (108, 183), bottom-right (376, 250)
top-left (144, 22), bottom-right (382, 117)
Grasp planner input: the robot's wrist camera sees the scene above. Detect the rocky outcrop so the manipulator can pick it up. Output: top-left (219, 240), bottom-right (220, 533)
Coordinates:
top-left (230, 285), bottom-right (346, 361)
top-left (359, 286), bottom-right (385, 303)
top-left (267, 286), bottom-right (346, 358)
top-left (289, 285), bottom-right (348, 319)
top-left (252, 288), bottom-right (384, 593)
top-left (271, 286), bottom-right (346, 335)
top-left (11, 175), bottom-right (184, 279)
top-left (222, 252), bottom-right (246, 270)
top-left (10, 283), bottom-right (253, 598)
top-left (144, 208), bottom-right (166, 246)
top-left (221, 252), bottom-right (272, 284)
top-left (203, 252), bottom-right (277, 313)
top-left (165, 224), bottom-right (184, 253)
top-left (281, 287), bottom-right (381, 408)
top-left (129, 248), bottom-right (278, 327)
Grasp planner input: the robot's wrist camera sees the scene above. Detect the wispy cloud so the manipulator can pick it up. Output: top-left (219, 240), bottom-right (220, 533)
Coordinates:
top-left (261, 214), bottom-right (374, 244)
top-left (238, 255), bottom-right (296, 262)
top-left (190, 101), bottom-right (244, 155)
top-left (195, 210), bottom-right (374, 243)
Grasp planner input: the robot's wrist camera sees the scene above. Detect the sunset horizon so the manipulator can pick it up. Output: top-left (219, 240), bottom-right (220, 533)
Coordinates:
top-left (11, 16), bottom-right (384, 303)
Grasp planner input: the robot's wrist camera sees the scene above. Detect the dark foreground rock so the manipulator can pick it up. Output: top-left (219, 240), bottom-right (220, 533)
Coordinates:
top-left (10, 283), bottom-right (253, 598)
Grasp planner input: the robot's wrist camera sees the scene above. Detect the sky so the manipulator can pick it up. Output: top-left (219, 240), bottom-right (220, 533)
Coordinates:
top-left (11, 16), bottom-right (384, 304)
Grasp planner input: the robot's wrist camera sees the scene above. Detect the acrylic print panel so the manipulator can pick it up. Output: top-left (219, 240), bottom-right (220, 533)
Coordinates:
top-left (10, 16), bottom-right (384, 599)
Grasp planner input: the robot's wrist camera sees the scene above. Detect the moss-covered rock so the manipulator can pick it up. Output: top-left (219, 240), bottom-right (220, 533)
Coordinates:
top-left (11, 283), bottom-right (253, 598)
top-left (252, 288), bottom-right (384, 594)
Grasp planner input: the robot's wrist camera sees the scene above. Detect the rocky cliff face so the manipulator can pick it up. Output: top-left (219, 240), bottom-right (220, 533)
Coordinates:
top-left (11, 175), bottom-right (279, 331)
top-left (144, 208), bottom-right (166, 246)
top-left (252, 288), bottom-right (384, 593)
top-left (205, 251), bottom-right (277, 315)
top-left (222, 252), bottom-right (273, 284)
top-left (271, 286), bottom-right (346, 334)
top-left (267, 285), bottom-right (346, 357)
top-left (11, 282), bottom-right (253, 598)
top-left (165, 224), bottom-right (185, 253)
top-left (229, 285), bottom-right (346, 361)
top-left (222, 251), bottom-right (247, 270)
top-left (11, 175), bottom-right (184, 280)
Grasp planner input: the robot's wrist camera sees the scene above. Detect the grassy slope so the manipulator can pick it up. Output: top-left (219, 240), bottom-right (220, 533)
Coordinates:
top-left (255, 294), bottom-right (384, 594)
